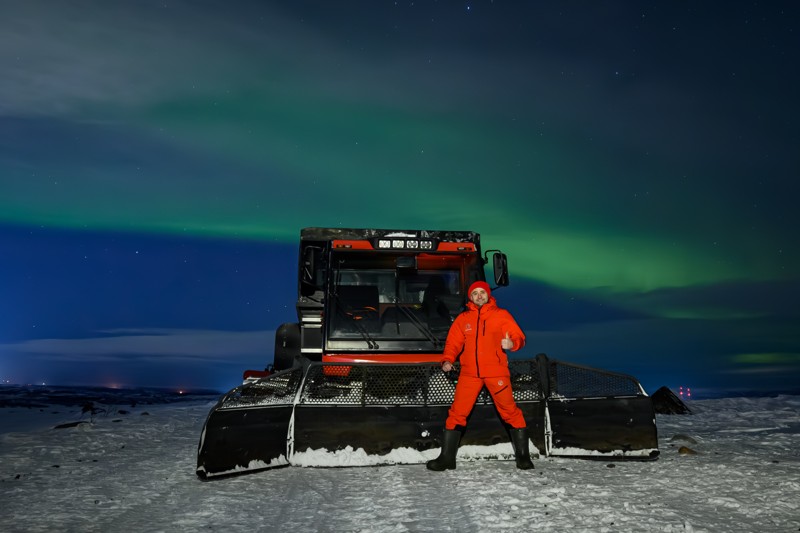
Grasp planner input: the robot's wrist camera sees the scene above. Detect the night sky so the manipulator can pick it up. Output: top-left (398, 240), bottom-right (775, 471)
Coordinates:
top-left (1, 1), bottom-right (798, 394)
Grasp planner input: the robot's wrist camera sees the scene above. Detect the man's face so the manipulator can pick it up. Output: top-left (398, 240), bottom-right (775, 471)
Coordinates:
top-left (469, 287), bottom-right (489, 307)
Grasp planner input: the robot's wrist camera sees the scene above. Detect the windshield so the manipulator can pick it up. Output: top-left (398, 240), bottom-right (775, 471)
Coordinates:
top-left (327, 253), bottom-right (469, 350)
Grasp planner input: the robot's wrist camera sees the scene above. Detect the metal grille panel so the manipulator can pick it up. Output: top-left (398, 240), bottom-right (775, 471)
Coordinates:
top-left (216, 357), bottom-right (640, 410)
top-left (219, 367), bottom-right (303, 408)
top-left (299, 361), bottom-right (544, 406)
top-left (299, 364), bottom-right (458, 406)
top-left (508, 359), bottom-right (544, 401)
top-left (549, 361), bottom-right (642, 398)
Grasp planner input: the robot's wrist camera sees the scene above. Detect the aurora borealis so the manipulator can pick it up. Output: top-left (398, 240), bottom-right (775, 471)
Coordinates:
top-left (1, 1), bottom-right (798, 393)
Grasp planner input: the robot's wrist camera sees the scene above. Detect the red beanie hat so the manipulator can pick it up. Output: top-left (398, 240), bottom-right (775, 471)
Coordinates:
top-left (467, 281), bottom-right (491, 298)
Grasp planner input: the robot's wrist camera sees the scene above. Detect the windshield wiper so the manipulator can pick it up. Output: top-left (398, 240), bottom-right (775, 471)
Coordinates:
top-left (392, 300), bottom-right (442, 349)
top-left (331, 291), bottom-right (379, 349)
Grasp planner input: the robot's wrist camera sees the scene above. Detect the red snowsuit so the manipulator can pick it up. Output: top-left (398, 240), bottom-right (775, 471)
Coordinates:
top-left (441, 297), bottom-right (527, 430)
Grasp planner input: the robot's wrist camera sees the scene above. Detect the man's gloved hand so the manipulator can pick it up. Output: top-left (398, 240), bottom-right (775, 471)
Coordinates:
top-left (441, 361), bottom-right (458, 383)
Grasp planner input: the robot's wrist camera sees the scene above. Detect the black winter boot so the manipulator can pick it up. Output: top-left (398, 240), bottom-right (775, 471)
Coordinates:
top-left (510, 427), bottom-right (534, 470)
top-left (426, 428), bottom-right (460, 471)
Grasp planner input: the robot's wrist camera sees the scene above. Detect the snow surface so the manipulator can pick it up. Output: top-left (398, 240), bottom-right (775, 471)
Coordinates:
top-left (1, 389), bottom-right (799, 532)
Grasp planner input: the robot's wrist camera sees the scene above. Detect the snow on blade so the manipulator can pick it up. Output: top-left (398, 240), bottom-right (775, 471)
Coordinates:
top-left (292, 446), bottom-right (433, 467)
top-left (199, 455), bottom-right (289, 477)
top-left (291, 441), bottom-right (540, 467)
top-left (548, 447), bottom-right (658, 458)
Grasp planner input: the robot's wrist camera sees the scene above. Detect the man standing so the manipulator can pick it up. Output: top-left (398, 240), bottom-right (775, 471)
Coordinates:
top-left (427, 280), bottom-right (534, 471)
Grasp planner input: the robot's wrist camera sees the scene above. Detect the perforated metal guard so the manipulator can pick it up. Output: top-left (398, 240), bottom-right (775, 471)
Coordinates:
top-left (299, 360), bottom-right (545, 406)
top-left (508, 359), bottom-right (544, 401)
top-left (218, 357), bottom-right (641, 410)
top-left (220, 367), bottom-right (303, 408)
top-left (549, 361), bottom-right (642, 398)
top-left (299, 364), bottom-right (456, 406)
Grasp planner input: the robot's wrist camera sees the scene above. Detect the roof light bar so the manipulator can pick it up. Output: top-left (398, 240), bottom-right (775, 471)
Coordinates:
top-left (370, 237), bottom-right (438, 251)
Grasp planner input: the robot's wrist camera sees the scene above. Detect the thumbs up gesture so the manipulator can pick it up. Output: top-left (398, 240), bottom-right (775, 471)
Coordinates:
top-left (501, 332), bottom-right (514, 350)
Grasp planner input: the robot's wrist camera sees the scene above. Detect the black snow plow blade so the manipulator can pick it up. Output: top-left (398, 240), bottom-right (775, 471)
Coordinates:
top-left (196, 354), bottom-right (658, 479)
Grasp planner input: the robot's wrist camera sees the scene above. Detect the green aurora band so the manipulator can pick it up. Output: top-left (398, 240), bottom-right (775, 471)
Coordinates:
top-left (1, 0), bottom-right (796, 322)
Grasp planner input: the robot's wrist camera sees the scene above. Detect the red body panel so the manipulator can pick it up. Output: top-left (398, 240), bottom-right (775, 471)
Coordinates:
top-left (324, 353), bottom-right (442, 364)
top-left (321, 353), bottom-right (442, 377)
top-left (243, 369), bottom-right (274, 380)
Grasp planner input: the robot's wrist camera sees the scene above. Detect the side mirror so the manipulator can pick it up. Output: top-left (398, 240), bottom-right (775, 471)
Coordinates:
top-left (492, 252), bottom-right (509, 287)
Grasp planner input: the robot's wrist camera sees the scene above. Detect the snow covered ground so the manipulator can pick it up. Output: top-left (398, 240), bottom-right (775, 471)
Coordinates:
top-left (1, 387), bottom-right (799, 532)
